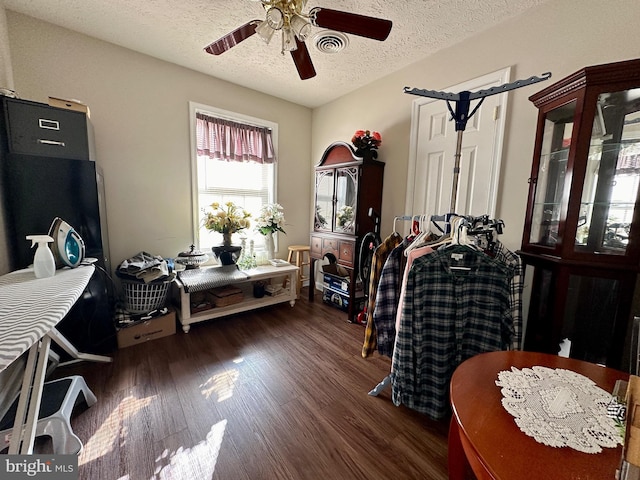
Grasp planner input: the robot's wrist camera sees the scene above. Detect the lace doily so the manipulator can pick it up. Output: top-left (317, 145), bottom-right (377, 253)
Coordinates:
top-left (495, 366), bottom-right (622, 454)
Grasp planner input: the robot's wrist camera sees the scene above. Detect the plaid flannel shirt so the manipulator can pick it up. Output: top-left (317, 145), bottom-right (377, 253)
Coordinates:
top-left (493, 242), bottom-right (524, 350)
top-left (373, 241), bottom-right (408, 357)
top-left (391, 245), bottom-right (514, 419)
top-left (361, 232), bottom-right (403, 358)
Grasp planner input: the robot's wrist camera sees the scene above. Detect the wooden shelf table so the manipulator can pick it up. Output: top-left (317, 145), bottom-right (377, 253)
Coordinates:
top-left (173, 264), bottom-right (298, 333)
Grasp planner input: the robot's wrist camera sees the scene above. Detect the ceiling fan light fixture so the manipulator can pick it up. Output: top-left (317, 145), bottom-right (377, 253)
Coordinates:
top-left (205, 1), bottom-right (391, 81)
top-left (256, 22), bottom-right (276, 45)
top-left (290, 14), bottom-right (312, 41)
top-left (266, 7), bottom-right (284, 30)
top-left (255, 20), bottom-right (275, 44)
top-left (282, 27), bottom-right (298, 52)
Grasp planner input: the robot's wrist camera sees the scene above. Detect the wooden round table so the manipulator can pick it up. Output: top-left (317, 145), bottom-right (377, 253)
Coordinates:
top-left (448, 351), bottom-right (628, 480)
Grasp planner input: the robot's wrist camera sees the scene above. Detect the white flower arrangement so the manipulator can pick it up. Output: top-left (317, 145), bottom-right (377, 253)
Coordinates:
top-left (255, 203), bottom-right (286, 236)
top-left (336, 205), bottom-right (354, 228)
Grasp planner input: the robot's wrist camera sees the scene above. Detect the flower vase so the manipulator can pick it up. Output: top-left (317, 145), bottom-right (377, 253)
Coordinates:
top-left (355, 148), bottom-right (377, 160)
top-left (222, 232), bottom-right (232, 246)
top-left (212, 232), bottom-right (242, 266)
top-left (264, 232), bottom-right (275, 261)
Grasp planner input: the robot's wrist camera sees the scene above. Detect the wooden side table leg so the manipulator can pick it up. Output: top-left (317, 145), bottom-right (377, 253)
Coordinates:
top-left (308, 257), bottom-right (316, 302)
top-left (295, 251), bottom-right (302, 298)
top-left (448, 416), bottom-right (467, 480)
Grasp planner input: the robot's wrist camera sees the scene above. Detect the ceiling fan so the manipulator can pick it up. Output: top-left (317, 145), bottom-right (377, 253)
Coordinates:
top-left (204, 0), bottom-right (392, 80)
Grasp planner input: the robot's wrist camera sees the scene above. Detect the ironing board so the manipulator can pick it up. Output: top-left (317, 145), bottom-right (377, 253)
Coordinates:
top-left (0, 265), bottom-right (111, 454)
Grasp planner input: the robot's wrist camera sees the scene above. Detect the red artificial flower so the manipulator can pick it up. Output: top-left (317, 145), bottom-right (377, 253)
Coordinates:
top-left (351, 129), bottom-right (382, 150)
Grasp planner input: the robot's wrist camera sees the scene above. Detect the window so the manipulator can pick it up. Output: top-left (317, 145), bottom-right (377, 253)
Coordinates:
top-left (190, 102), bottom-right (278, 252)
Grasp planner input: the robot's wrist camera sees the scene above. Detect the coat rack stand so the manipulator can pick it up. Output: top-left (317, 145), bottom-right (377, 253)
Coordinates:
top-left (367, 72), bottom-right (552, 398)
top-left (404, 72), bottom-right (552, 212)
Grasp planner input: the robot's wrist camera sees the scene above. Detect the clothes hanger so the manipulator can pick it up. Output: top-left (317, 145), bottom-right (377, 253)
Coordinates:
top-left (443, 217), bottom-right (476, 271)
top-left (407, 213), bottom-right (465, 253)
top-left (393, 216), bottom-right (401, 234)
top-left (404, 214), bottom-right (432, 256)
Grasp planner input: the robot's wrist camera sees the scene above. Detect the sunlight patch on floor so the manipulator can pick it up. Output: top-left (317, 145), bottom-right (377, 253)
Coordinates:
top-left (201, 369), bottom-right (239, 402)
top-left (80, 394), bottom-right (154, 465)
top-left (153, 420), bottom-right (227, 479)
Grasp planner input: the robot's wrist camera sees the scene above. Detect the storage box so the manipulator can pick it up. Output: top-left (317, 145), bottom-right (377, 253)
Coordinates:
top-left (117, 309), bottom-right (176, 348)
top-left (322, 268), bottom-right (362, 295)
top-left (323, 272), bottom-right (350, 295)
top-left (322, 288), bottom-right (364, 313)
top-left (322, 262), bottom-right (349, 277)
top-left (48, 96), bottom-right (91, 117)
top-left (189, 290), bottom-right (213, 314)
top-left (207, 285), bottom-right (244, 307)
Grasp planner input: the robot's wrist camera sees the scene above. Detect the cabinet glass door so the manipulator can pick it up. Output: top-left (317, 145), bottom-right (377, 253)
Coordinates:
top-left (314, 170), bottom-right (334, 231)
top-left (334, 167), bottom-right (358, 234)
top-left (575, 88), bottom-right (640, 255)
top-left (529, 101), bottom-right (576, 247)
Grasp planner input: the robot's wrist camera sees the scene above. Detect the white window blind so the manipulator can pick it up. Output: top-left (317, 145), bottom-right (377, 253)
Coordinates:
top-left (190, 103), bottom-right (278, 252)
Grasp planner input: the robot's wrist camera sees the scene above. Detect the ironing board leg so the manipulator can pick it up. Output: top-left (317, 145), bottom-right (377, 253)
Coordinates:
top-left (47, 328), bottom-right (112, 365)
top-left (9, 336), bottom-right (52, 454)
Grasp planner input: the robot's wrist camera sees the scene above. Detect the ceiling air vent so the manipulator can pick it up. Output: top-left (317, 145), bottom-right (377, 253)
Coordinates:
top-left (312, 30), bottom-right (349, 54)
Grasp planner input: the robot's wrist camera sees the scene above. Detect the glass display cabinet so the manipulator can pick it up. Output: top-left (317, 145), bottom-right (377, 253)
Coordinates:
top-left (314, 166), bottom-right (361, 235)
top-left (309, 141), bottom-right (385, 321)
top-left (519, 59), bottom-right (640, 370)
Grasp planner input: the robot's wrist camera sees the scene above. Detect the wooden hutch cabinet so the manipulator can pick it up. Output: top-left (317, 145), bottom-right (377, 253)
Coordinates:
top-left (519, 59), bottom-right (640, 370)
top-left (308, 141), bottom-right (385, 321)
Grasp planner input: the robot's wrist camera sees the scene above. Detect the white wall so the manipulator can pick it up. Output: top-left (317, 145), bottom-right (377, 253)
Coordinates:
top-left (312, 0), bottom-right (640, 253)
top-left (2, 11), bottom-right (312, 275)
top-left (0, 7), bottom-right (13, 276)
top-left (3, 0), bottom-right (640, 270)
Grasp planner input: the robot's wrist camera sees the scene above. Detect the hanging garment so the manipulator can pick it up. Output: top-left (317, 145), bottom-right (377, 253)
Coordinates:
top-left (391, 245), bottom-right (514, 420)
top-left (372, 240), bottom-right (408, 357)
top-left (492, 241), bottom-right (524, 350)
top-left (361, 232), bottom-right (403, 358)
top-left (374, 240), bottom-right (436, 357)
top-left (387, 244), bottom-right (435, 369)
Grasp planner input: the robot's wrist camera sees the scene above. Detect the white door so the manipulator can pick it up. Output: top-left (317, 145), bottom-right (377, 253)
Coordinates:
top-left (405, 67), bottom-right (511, 226)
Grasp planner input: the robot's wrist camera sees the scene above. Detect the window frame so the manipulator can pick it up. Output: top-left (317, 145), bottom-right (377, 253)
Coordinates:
top-left (189, 101), bottom-right (279, 251)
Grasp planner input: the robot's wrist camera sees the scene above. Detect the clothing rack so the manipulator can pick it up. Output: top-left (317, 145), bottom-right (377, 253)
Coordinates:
top-left (403, 72), bottom-right (551, 212)
top-left (367, 212), bottom-right (512, 399)
top-left (367, 74), bottom-right (549, 408)
top-left (394, 213), bottom-right (504, 238)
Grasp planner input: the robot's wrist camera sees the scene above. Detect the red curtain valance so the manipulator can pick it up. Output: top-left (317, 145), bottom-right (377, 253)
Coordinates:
top-left (196, 113), bottom-right (275, 164)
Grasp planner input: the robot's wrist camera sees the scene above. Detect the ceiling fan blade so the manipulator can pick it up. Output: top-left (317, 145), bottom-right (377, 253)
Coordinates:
top-left (310, 8), bottom-right (392, 41)
top-left (204, 20), bottom-right (261, 55)
top-left (290, 38), bottom-right (316, 80)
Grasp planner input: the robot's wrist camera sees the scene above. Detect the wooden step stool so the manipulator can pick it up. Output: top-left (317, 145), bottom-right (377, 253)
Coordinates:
top-left (284, 245), bottom-right (310, 298)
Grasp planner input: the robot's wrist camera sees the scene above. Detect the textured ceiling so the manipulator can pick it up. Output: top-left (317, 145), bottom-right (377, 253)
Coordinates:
top-left (3, 0), bottom-right (550, 108)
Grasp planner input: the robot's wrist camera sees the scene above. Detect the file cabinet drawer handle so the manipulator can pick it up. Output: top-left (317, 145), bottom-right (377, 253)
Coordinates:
top-left (37, 139), bottom-right (66, 147)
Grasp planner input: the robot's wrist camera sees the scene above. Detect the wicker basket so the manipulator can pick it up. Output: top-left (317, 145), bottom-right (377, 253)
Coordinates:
top-left (121, 278), bottom-right (171, 314)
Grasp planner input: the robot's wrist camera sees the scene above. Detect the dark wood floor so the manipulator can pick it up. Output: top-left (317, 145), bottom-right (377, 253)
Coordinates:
top-left (52, 288), bottom-right (450, 479)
